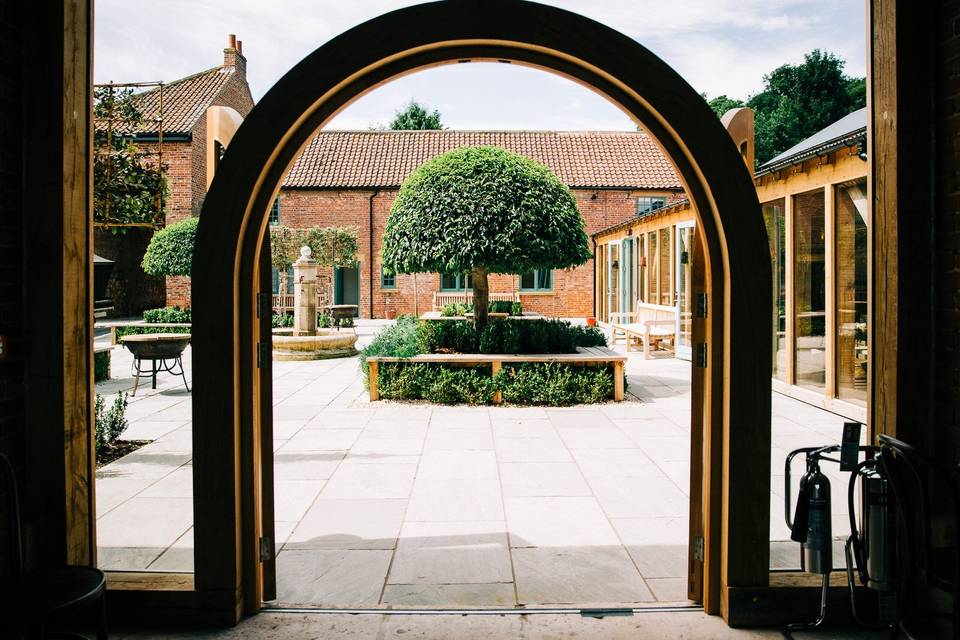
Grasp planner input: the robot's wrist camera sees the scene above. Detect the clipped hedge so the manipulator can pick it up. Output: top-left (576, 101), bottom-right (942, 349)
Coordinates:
top-left (115, 325), bottom-right (191, 340)
top-left (94, 350), bottom-right (111, 383)
top-left (142, 217), bottom-right (198, 277)
top-left (418, 318), bottom-right (607, 355)
top-left (375, 361), bottom-right (616, 406)
top-left (143, 306), bottom-right (191, 324)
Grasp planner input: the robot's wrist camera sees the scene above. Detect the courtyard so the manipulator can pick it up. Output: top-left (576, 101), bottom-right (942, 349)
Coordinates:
top-left (93, 321), bottom-right (853, 609)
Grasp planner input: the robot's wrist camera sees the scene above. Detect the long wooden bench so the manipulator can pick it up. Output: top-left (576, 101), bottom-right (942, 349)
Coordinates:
top-left (366, 346), bottom-right (626, 403)
top-left (608, 302), bottom-right (676, 358)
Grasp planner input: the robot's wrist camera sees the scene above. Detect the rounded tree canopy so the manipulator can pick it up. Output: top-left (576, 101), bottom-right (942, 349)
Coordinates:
top-left (382, 146), bottom-right (591, 275)
top-left (142, 216), bottom-right (199, 277)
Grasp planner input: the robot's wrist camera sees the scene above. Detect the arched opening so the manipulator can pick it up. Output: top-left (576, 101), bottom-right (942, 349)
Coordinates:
top-left (191, 0), bottom-right (770, 622)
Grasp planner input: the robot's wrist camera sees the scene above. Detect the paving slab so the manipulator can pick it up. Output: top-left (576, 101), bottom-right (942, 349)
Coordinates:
top-left (388, 521), bottom-right (513, 584)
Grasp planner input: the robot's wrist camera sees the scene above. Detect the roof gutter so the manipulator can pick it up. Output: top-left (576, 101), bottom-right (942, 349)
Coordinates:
top-left (755, 128), bottom-right (867, 177)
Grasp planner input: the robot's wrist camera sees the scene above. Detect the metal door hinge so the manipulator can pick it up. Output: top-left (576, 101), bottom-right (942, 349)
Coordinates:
top-left (257, 342), bottom-right (270, 368)
top-left (257, 292), bottom-right (271, 319)
top-left (694, 536), bottom-right (705, 562)
top-left (260, 536), bottom-right (274, 562)
top-left (694, 292), bottom-right (708, 319)
top-left (694, 343), bottom-right (708, 368)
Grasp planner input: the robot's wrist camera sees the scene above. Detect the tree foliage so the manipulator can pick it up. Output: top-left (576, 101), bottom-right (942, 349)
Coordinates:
top-left (703, 50), bottom-right (866, 166)
top-left (269, 225), bottom-right (359, 271)
top-left (93, 86), bottom-right (168, 230)
top-left (388, 100), bottom-right (444, 130)
top-left (382, 146), bottom-right (591, 328)
top-left (141, 217), bottom-right (198, 277)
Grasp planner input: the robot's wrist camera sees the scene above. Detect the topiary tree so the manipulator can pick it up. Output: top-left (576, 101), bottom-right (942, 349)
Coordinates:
top-left (382, 146), bottom-right (591, 329)
top-left (142, 217), bottom-right (199, 277)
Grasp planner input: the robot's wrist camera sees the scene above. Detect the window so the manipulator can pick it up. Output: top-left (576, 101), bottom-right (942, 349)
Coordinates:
top-left (794, 188), bottom-right (827, 391)
top-left (762, 199), bottom-right (787, 382)
top-left (271, 266), bottom-right (294, 295)
top-left (381, 267), bottom-right (397, 289)
top-left (835, 180), bottom-right (868, 405)
top-left (269, 197), bottom-right (280, 225)
top-left (520, 269), bottom-right (553, 291)
top-left (637, 196), bottom-right (667, 217)
top-left (440, 272), bottom-right (472, 290)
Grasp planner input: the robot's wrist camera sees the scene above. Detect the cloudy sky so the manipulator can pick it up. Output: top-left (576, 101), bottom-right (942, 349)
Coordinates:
top-left (94, 1), bottom-right (866, 131)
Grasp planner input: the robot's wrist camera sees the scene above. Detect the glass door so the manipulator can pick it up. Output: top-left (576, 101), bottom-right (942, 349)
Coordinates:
top-left (675, 222), bottom-right (695, 361)
top-left (606, 242), bottom-right (620, 323)
top-left (619, 238), bottom-right (633, 319)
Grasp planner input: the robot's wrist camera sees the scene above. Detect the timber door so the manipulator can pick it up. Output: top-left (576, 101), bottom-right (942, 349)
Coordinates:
top-left (675, 222), bottom-right (696, 361)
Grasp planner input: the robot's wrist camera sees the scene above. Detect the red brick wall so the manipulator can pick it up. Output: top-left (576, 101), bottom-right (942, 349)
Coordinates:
top-left (277, 187), bottom-right (680, 318)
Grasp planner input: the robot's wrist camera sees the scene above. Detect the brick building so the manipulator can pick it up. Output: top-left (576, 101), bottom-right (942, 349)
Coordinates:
top-left (274, 130), bottom-right (684, 319)
top-left (94, 35), bottom-right (254, 313)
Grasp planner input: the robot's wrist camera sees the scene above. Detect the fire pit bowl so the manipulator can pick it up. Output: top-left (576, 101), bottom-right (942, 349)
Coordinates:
top-left (120, 333), bottom-right (191, 395)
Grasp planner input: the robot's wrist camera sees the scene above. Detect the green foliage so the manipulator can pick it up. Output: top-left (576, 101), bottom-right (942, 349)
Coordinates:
top-left (272, 313), bottom-right (294, 329)
top-left (421, 319), bottom-right (607, 355)
top-left (317, 312), bottom-right (331, 329)
top-left (94, 351), bottom-right (111, 383)
top-left (270, 225), bottom-right (360, 271)
top-left (143, 306), bottom-right (191, 324)
top-left (115, 325), bottom-right (192, 340)
top-left (511, 301), bottom-right (523, 317)
top-left (705, 94), bottom-right (745, 119)
top-left (488, 300), bottom-right (513, 315)
top-left (704, 50), bottom-right (866, 166)
top-left (383, 146), bottom-right (591, 276)
top-left (441, 302), bottom-right (473, 317)
top-left (94, 392), bottom-right (129, 459)
top-left (358, 315), bottom-right (422, 382)
top-left (339, 316), bottom-right (355, 328)
top-left (495, 363), bottom-right (614, 406)
top-left (94, 86), bottom-right (168, 230)
top-left (378, 364), bottom-right (495, 404)
top-left (142, 217), bottom-right (199, 277)
top-left (388, 100), bottom-right (444, 130)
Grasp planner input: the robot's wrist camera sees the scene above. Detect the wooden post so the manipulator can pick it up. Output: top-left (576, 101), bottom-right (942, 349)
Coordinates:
top-left (491, 360), bottom-right (502, 404)
top-left (368, 359), bottom-right (379, 401)
top-left (613, 360), bottom-right (624, 400)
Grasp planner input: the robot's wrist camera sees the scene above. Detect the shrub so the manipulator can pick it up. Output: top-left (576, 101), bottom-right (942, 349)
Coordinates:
top-left (94, 350), bottom-right (111, 383)
top-left (488, 300), bottom-right (513, 315)
top-left (317, 312), bottom-right (331, 328)
top-left (143, 306), bottom-right (191, 324)
top-left (142, 217), bottom-right (199, 277)
top-left (420, 319), bottom-right (606, 355)
top-left (495, 362), bottom-right (615, 406)
top-left (511, 301), bottom-right (523, 316)
top-left (272, 313), bottom-right (294, 329)
top-left (340, 316), bottom-right (355, 328)
top-left (418, 319), bottom-right (476, 353)
top-left (115, 325), bottom-right (192, 340)
top-left (377, 364), bottom-right (495, 404)
top-left (568, 324), bottom-right (608, 348)
top-left (440, 302), bottom-right (472, 317)
top-left (359, 315), bottom-right (422, 384)
top-left (94, 392), bottom-right (129, 459)
top-left (478, 319), bottom-right (521, 354)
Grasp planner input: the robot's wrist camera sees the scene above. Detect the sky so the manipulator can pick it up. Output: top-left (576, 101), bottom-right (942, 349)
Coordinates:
top-left (93, 0), bottom-right (866, 131)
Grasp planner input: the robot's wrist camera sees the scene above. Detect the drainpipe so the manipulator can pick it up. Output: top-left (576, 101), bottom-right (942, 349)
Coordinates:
top-left (592, 237), bottom-right (597, 318)
top-left (368, 188), bottom-right (379, 319)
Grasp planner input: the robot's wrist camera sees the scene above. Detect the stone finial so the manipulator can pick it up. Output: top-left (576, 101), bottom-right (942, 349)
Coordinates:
top-left (300, 245), bottom-right (312, 259)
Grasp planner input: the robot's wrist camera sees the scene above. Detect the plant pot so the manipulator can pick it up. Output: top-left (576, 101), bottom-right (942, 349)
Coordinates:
top-left (587, 317), bottom-right (597, 326)
top-left (386, 309), bottom-right (397, 320)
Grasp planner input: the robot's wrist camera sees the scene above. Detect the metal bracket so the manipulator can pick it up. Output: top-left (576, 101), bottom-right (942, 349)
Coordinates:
top-left (694, 536), bottom-right (705, 562)
top-left (694, 343), bottom-right (708, 368)
top-left (694, 292), bottom-right (708, 319)
top-left (259, 536), bottom-right (274, 562)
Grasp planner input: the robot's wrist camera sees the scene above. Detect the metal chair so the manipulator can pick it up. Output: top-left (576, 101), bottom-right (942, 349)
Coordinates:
top-left (878, 434), bottom-right (960, 639)
top-left (0, 451), bottom-right (108, 639)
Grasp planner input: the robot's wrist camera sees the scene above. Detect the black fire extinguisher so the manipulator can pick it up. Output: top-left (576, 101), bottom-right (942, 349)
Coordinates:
top-left (784, 445), bottom-right (839, 635)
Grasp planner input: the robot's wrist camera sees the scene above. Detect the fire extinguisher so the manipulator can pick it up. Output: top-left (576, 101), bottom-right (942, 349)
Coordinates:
top-left (845, 452), bottom-right (897, 628)
top-left (784, 445), bottom-right (839, 635)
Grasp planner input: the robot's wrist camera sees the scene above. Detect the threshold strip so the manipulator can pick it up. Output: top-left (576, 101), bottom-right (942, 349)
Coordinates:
top-left (263, 604), bottom-right (703, 616)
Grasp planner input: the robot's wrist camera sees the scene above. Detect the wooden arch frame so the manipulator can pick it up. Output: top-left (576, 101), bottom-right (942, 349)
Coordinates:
top-left (191, 0), bottom-right (771, 622)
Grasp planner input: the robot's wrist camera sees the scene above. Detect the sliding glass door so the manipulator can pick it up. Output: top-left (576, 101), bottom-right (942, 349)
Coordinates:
top-left (675, 222), bottom-right (695, 361)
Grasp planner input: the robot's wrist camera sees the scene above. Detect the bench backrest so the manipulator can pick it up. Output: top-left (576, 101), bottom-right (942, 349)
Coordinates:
top-left (635, 302), bottom-right (677, 325)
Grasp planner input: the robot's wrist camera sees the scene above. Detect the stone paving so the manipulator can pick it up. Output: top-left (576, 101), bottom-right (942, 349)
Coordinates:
top-left (95, 321), bottom-right (853, 608)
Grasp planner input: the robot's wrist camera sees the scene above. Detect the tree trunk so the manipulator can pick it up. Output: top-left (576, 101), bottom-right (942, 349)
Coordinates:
top-left (472, 266), bottom-right (489, 331)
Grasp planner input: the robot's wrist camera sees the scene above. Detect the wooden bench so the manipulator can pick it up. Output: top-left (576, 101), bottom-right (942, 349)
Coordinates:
top-left (432, 291), bottom-right (519, 312)
top-left (608, 302), bottom-right (676, 358)
top-left (366, 346), bottom-right (626, 403)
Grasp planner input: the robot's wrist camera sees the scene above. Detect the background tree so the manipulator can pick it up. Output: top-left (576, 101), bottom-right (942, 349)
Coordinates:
top-left (141, 217), bottom-right (198, 277)
top-left (270, 225), bottom-right (359, 303)
top-left (702, 50), bottom-right (866, 166)
top-left (388, 100), bottom-right (444, 130)
top-left (382, 146), bottom-right (591, 328)
top-left (93, 86), bottom-right (169, 230)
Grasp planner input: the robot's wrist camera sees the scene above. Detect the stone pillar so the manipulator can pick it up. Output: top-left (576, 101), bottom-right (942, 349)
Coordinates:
top-left (293, 246), bottom-right (317, 336)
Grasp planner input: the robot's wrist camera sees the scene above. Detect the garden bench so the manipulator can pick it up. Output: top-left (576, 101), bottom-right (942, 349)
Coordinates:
top-left (366, 346), bottom-right (626, 403)
top-left (431, 291), bottom-right (519, 312)
top-left (608, 302), bottom-right (676, 358)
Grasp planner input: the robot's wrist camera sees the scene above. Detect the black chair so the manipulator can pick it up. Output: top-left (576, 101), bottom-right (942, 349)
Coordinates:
top-left (0, 451), bottom-right (108, 639)
top-left (878, 434), bottom-right (960, 639)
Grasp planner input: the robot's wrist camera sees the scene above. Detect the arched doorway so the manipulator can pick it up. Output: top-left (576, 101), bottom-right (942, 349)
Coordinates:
top-left (191, 0), bottom-right (771, 623)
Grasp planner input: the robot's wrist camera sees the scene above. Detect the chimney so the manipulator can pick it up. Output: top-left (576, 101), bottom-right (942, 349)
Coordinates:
top-left (223, 34), bottom-right (246, 78)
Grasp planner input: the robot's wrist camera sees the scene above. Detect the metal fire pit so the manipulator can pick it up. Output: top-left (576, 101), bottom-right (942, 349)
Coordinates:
top-left (120, 333), bottom-right (191, 395)
top-left (323, 304), bottom-right (358, 330)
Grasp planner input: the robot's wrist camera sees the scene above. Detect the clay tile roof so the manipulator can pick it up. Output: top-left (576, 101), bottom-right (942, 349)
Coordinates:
top-left (283, 130), bottom-right (682, 190)
top-left (104, 66), bottom-right (236, 136)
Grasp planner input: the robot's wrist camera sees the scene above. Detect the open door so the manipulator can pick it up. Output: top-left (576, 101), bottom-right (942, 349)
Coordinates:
top-left (258, 235), bottom-right (277, 603)
top-left (687, 230), bottom-right (706, 603)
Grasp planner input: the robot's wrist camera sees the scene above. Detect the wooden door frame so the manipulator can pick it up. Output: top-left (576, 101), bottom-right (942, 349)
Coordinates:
top-left (189, 0), bottom-right (770, 623)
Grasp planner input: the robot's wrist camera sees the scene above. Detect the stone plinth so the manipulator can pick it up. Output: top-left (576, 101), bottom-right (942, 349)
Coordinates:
top-left (293, 246), bottom-right (317, 336)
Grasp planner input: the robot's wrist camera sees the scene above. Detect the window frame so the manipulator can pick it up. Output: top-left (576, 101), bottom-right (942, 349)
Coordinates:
top-left (636, 195), bottom-right (668, 217)
top-left (268, 196), bottom-right (280, 225)
top-left (519, 268), bottom-right (554, 292)
top-left (381, 266), bottom-right (397, 290)
top-left (439, 272), bottom-right (472, 291)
